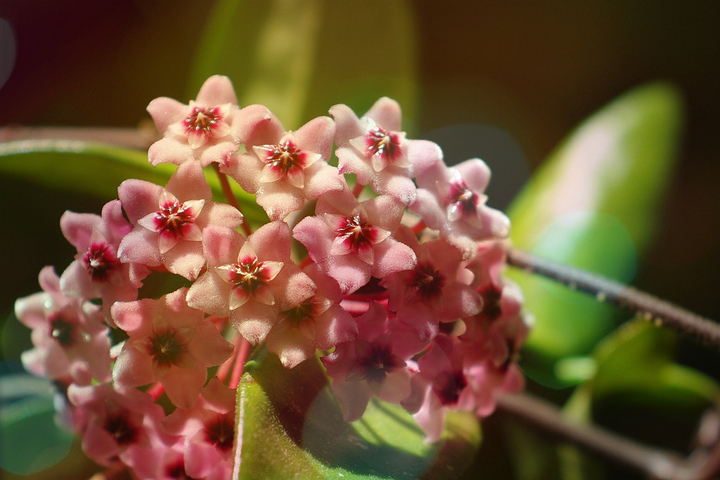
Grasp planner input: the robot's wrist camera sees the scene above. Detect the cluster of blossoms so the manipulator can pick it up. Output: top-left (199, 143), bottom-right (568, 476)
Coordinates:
top-left (14, 76), bottom-right (531, 479)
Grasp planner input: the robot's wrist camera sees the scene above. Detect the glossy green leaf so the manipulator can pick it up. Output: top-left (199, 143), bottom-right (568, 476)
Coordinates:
top-left (506, 83), bottom-right (684, 386)
top-left (0, 393), bottom-right (74, 475)
top-left (566, 320), bottom-right (719, 415)
top-left (190, 0), bottom-right (418, 132)
top-left (0, 139), bottom-right (173, 198)
top-left (558, 320), bottom-right (719, 479)
top-left (233, 348), bottom-right (481, 479)
top-left (0, 139), bottom-right (268, 226)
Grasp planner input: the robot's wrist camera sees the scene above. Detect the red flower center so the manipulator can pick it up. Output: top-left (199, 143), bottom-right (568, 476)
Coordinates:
top-left (49, 314), bottom-right (76, 347)
top-left (480, 286), bottom-right (503, 321)
top-left (204, 413), bottom-right (235, 453)
top-left (147, 328), bottom-right (190, 368)
top-left (433, 369), bottom-right (467, 406)
top-left (336, 214), bottom-right (380, 252)
top-left (154, 200), bottom-right (195, 237)
top-left (364, 126), bottom-right (402, 161)
top-left (408, 261), bottom-right (445, 301)
top-left (262, 140), bottom-right (307, 176)
top-left (347, 340), bottom-right (405, 385)
top-left (104, 411), bottom-right (140, 446)
top-left (183, 107), bottom-right (222, 135)
top-left (82, 242), bottom-right (120, 282)
top-left (165, 460), bottom-right (196, 480)
top-left (281, 298), bottom-right (315, 328)
top-left (447, 179), bottom-right (478, 218)
top-left (229, 257), bottom-right (272, 294)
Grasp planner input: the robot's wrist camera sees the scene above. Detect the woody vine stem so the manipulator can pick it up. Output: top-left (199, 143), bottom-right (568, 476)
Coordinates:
top-left (506, 248), bottom-right (720, 351)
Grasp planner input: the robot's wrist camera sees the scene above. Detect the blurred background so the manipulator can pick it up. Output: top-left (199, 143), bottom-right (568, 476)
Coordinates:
top-left (1, 1), bottom-right (719, 478)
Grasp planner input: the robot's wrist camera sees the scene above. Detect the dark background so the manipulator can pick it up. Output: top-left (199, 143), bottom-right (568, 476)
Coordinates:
top-left (1, 1), bottom-right (719, 478)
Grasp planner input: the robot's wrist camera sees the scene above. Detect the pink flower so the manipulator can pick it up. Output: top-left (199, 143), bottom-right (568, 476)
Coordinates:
top-left (67, 383), bottom-right (175, 469)
top-left (223, 109), bottom-right (345, 220)
top-left (410, 335), bottom-right (478, 442)
top-left (381, 227), bottom-right (482, 341)
top-left (412, 158), bottom-right (511, 257)
top-left (322, 302), bottom-right (414, 421)
top-left (461, 241), bottom-right (527, 363)
top-left (59, 200), bottom-right (150, 326)
top-left (111, 288), bottom-right (234, 409)
top-left (14, 266), bottom-right (111, 385)
top-left (330, 97), bottom-right (442, 204)
top-left (162, 377), bottom-right (235, 480)
top-left (266, 263), bottom-right (358, 368)
top-left (118, 161), bottom-right (244, 280)
top-left (293, 188), bottom-right (416, 294)
top-left (410, 333), bottom-right (526, 441)
top-left (186, 222), bottom-right (316, 345)
top-left (465, 360), bottom-right (526, 419)
top-left (147, 75), bottom-right (241, 167)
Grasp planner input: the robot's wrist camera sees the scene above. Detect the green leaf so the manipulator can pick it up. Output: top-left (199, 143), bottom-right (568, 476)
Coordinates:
top-left (0, 139), bottom-right (173, 198)
top-left (0, 392), bottom-right (74, 475)
top-left (558, 320), bottom-right (719, 479)
top-left (506, 82), bottom-right (684, 387)
top-left (190, 0), bottom-right (418, 132)
top-left (569, 320), bottom-right (719, 411)
top-left (0, 139), bottom-right (268, 226)
top-left (233, 348), bottom-right (481, 479)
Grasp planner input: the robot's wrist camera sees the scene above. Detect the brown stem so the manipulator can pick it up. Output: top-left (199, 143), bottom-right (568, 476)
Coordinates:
top-left (506, 248), bottom-right (720, 351)
top-left (496, 392), bottom-right (715, 480)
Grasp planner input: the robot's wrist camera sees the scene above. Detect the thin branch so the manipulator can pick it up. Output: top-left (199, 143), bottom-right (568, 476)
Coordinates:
top-left (506, 248), bottom-right (720, 351)
top-left (496, 392), bottom-right (715, 480)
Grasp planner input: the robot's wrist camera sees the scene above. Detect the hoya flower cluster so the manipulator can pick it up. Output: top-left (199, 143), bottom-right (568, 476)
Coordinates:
top-left (14, 76), bottom-right (531, 479)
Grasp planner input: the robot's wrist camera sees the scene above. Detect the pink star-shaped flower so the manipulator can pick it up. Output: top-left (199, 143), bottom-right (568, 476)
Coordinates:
top-left (186, 222), bottom-right (316, 345)
top-left (161, 377), bottom-right (235, 479)
top-left (67, 383), bottom-right (175, 468)
top-left (59, 200), bottom-right (150, 326)
top-left (266, 263), bottom-right (358, 368)
top-left (409, 335), bottom-right (479, 442)
top-left (118, 161), bottom-right (244, 280)
top-left (15, 266), bottom-right (111, 385)
top-left (147, 75), bottom-right (241, 167)
top-left (460, 241), bottom-right (527, 363)
top-left (381, 227), bottom-right (482, 341)
top-left (412, 158), bottom-right (510, 258)
top-left (111, 288), bottom-right (235, 409)
top-left (322, 302), bottom-right (415, 421)
top-left (223, 109), bottom-right (345, 220)
top-left (331, 97), bottom-right (442, 204)
top-left (293, 188), bottom-right (416, 294)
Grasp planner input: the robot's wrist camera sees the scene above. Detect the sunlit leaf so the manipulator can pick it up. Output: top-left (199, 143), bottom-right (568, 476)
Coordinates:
top-left (0, 139), bottom-right (172, 197)
top-left (233, 348), bottom-right (481, 479)
top-left (190, 0), bottom-right (418, 132)
top-left (506, 83), bottom-right (684, 386)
